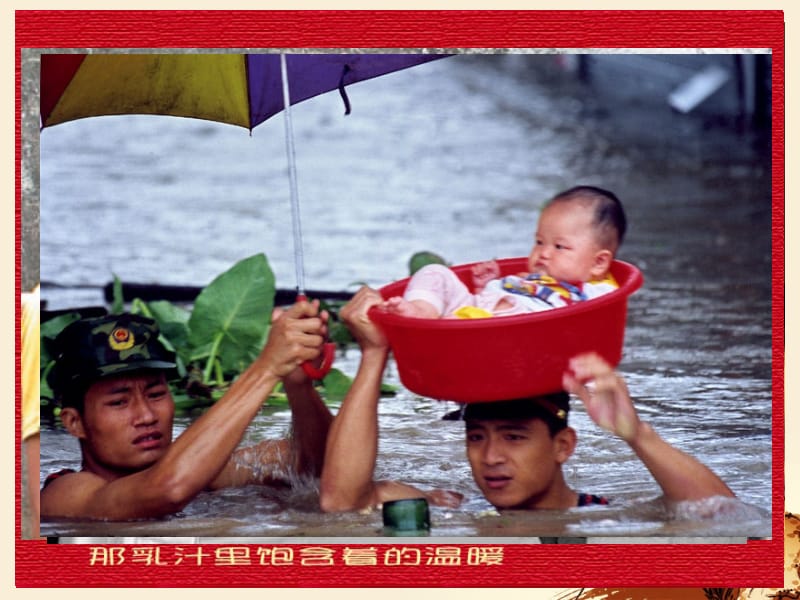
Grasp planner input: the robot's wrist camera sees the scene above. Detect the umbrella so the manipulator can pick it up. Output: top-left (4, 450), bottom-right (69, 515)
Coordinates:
top-left (39, 51), bottom-right (448, 377)
top-left (40, 53), bottom-right (445, 131)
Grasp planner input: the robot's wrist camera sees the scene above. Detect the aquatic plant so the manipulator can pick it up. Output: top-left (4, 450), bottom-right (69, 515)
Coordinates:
top-left (408, 250), bottom-right (448, 275)
top-left (39, 253), bottom-right (395, 418)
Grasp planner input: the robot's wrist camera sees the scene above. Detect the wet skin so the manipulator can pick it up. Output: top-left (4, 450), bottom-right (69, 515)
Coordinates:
top-left (68, 372), bottom-right (175, 479)
top-left (465, 418), bottom-right (576, 510)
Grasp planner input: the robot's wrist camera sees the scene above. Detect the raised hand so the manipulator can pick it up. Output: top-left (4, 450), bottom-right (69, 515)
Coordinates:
top-left (562, 352), bottom-right (640, 442)
top-left (260, 300), bottom-right (326, 379)
top-left (340, 287), bottom-right (389, 351)
top-left (274, 303), bottom-right (331, 387)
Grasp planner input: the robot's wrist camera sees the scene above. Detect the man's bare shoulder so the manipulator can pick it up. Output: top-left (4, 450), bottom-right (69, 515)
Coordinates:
top-left (40, 469), bottom-right (108, 517)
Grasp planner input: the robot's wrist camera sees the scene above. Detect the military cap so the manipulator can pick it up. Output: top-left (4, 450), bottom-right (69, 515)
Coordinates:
top-left (462, 391), bottom-right (570, 423)
top-left (49, 313), bottom-right (177, 399)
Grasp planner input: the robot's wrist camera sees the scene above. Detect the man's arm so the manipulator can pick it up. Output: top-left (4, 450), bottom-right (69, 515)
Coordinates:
top-left (208, 439), bottom-right (292, 488)
top-left (319, 287), bottom-right (395, 511)
top-left (562, 353), bottom-right (735, 502)
top-left (319, 287), bottom-right (462, 512)
top-left (209, 363), bottom-right (335, 489)
top-left (210, 305), bottom-right (336, 488)
top-left (41, 301), bottom-right (327, 520)
top-left (282, 361), bottom-right (335, 478)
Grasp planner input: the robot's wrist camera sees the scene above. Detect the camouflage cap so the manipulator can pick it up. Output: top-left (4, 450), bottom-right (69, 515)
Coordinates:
top-left (49, 313), bottom-right (177, 398)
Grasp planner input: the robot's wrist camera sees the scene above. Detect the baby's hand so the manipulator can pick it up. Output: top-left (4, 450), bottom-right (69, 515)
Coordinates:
top-left (472, 260), bottom-right (501, 292)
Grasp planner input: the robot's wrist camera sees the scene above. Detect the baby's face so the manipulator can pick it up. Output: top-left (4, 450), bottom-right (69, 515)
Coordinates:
top-left (527, 202), bottom-right (606, 282)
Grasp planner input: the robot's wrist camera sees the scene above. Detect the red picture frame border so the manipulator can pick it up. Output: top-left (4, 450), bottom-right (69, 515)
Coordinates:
top-left (15, 10), bottom-right (785, 588)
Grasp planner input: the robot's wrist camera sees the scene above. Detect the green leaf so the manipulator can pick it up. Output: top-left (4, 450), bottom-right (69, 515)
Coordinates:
top-left (321, 368), bottom-right (353, 404)
top-left (408, 251), bottom-right (448, 275)
top-left (328, 320), bottom-right (354, 348)
top-left (147, 299), bottom-right (190, 326)
top-left (146, 300), bottom-right (191, 353)
top-left (111, 274), bottom-right (125, 314)
top-left (131, 299), bottom-right (190, 378)
top-left (40, 313), bottom-right (82, 365)
top-left (40, 312), bottom-right (82, 340)
top-left (321, 369), bottom-right (397, 403)
top-left (172, 391), bottom-right (214, 414)
top-left (40, 313), bottom-right (84, 406)
top-left (187, 253), bottom-right (275, 377)
top-left (380, 381), bottom-right (399, 396)
top-left (40, 361), bottom-right (55, 400)
top-left (265, 392), bottom-right (290, 408)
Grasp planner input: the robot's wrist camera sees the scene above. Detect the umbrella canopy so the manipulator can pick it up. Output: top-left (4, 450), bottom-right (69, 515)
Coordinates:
top-left (39, 51), bottom-right (448, 380)
top-left (40, 53), bottom-right (447, 131)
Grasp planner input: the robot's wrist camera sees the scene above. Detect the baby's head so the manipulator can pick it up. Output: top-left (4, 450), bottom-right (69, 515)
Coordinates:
top-left (528, 186), bottom-right (627, 282)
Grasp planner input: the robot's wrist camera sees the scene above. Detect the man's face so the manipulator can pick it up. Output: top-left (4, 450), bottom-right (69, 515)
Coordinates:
top-left (465, 418), bottom-right (572, 510)
top-left (68, 371), bottom-right (175, 477)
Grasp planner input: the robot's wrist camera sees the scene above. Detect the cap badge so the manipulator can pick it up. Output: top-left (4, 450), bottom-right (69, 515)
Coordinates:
top-left (109, 327), bottom-right (136, 351)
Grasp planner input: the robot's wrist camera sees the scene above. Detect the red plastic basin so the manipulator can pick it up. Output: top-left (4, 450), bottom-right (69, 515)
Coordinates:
top-left (369, 258), bottom-right (643, 403)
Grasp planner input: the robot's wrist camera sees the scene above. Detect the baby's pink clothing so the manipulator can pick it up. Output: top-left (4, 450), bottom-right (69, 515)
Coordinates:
top-left (403, 264), bottom-right (528, 317)
top-left (403, 264), bottom-right (618, 317)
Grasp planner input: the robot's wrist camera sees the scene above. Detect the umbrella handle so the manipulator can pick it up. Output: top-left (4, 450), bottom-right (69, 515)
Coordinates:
top-left (296, 293), bottom-right (336, 380)
top-left (302, 342), bottom-right (335, 381)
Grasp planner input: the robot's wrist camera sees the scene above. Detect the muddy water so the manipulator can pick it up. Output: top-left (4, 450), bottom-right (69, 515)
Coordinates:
top-left (35, 53), bottom-right (773, 539)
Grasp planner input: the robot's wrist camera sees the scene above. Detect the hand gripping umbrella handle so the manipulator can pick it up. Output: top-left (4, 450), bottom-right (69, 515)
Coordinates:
top-left (296, 293), bottom-right (335, 380)
top-left (303, 342), bottom-right (335, 380)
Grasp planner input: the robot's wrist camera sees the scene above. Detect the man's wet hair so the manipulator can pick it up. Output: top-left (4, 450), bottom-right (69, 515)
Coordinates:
top-left (453, 391), bottom-right (571, 437)
top-left (57, 382), bottom-right (91, 414)
top-left (548, 185), bottom-right (627, 252)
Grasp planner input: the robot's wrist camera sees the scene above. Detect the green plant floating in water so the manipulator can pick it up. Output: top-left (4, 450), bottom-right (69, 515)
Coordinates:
top-left (186, 253), bottom-right (275, 386)
top-left (39, 252), bottom-right (404, 417)
top-left (408, 251), bottom-right (448, 275)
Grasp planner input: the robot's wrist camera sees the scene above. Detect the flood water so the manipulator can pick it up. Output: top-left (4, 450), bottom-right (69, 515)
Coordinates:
top-left (33, 52), bottom-right (774, 540)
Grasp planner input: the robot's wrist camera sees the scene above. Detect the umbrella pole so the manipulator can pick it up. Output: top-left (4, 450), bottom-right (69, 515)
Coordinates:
top-left (280, 53), bottom-right (336, 380)
top-left (280, 53), bottom-right (306, 297)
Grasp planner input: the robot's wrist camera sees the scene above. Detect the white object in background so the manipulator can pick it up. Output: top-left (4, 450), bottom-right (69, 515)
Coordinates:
top-left (668, 65), bottom-right (730, 114)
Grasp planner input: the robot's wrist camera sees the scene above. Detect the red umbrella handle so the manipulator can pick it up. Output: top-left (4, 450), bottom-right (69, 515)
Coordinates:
top-left (302, 342), bottom-right (335, 380)
top-left (296, 293), bottom-right (335, 380)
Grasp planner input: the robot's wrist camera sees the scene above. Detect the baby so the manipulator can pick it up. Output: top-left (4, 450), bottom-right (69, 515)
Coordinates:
top-left (382, 185), bottom-right (627, 318)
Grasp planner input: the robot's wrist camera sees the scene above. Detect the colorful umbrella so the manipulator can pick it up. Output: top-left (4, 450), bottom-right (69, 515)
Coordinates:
top-left (39, 51), bottom-right (447, 377)
top-left (40, 53), bottom-right (445, 131)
